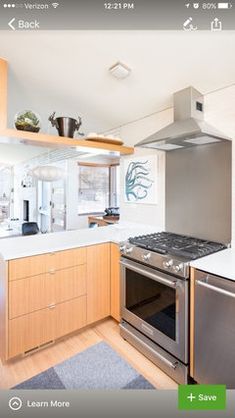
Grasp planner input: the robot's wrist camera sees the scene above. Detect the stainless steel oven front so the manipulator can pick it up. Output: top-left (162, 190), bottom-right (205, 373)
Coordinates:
top-left (120, 257), bottom-right (188, 364)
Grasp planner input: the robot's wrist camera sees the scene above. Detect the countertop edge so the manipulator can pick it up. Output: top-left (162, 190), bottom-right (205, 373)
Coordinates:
top-left (0, 222), bottom-right (159, 261)
top-left (190, 248), bottom-right (235, 282)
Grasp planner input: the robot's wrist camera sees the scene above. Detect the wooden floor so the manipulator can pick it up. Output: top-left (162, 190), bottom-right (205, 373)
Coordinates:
top-left (0, 318), bottom-right (178, 390)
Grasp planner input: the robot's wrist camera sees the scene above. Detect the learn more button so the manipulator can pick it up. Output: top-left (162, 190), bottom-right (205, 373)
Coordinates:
top-left (178, 384), bottom-right (226, 410)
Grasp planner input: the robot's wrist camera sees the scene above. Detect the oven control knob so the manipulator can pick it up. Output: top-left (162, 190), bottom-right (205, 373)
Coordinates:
top-left (173, 264), bottom-right (183, 273)
top-left (119, 245), bottom-right (126, 253)
top-left (143, 253), bottom-right (151, 261)
top-left (163, 259), bottom-right (173, 269)
top-left (126, 247), bottom-right (133, 254)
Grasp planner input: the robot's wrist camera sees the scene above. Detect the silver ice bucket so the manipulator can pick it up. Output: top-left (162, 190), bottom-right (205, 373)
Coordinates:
top-left (49, 112), bottom-right (84, 138)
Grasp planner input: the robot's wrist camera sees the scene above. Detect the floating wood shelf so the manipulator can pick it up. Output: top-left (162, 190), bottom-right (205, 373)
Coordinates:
top-left (0, 128), bottom-right (134, 155)
top-left (0, 58), bottom-right (134, 156)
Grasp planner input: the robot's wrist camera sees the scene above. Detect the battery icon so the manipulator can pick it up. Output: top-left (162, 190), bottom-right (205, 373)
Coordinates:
top-left (218, 2), bottom-right (232, 8)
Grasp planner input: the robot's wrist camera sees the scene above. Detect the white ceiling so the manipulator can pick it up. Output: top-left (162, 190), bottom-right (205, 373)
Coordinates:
top-left (0, 143), bottom-right (50, 165)
top-left (0, 30), bottom-right (235, 163)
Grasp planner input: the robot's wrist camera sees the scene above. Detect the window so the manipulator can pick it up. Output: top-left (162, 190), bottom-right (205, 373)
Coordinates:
top-left (78, 164), bottom-right (120, 215)
top-left (0, 166), bottom-right (13, 222)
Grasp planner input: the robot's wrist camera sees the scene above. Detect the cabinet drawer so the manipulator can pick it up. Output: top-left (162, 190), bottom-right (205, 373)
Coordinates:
top-left (55, 265), bottom-right (86, 304)
top-left (47, 247), bottom-right (86, 271)
top-left (9, 265), bottom-right (87, 319)
top-left (8, 247), bottom-right (87, 281)
top-left (9, 273), bottom-right (55, 319)
top-left (9, 254), bottom-right (47, 281)
top-left (55, 296), bottom-right (86, 339)
top-left (8, 307), bottom-right (56, 358)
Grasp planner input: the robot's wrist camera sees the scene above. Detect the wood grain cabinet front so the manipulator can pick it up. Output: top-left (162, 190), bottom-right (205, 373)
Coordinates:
top-left (9, 254), bottom-right (47, 281)
top-left (8, 307), bottom-right (56, 358)
top-left (8, 296), bottom-right (87, 359)
top-left (2, 243), bottom-right (119, 361)
top-left (9, 273), bottom-right (55, 319)
top-left (110, 243), bottom-right (121, 322)
top-left (6, 247), bottom-right (88, 358)
top-left (8, 247), bottom-right (87, 281)
top-left (8, 264), bottom-right (87, 319)
top-left (47, 247), bottom-right (86, 271)
top-left (87, 243), bottom-right (111, 324)
top-left (55, 296), bottom-right (87, 339)
top-left (55, 265), bottom-right (87, 304)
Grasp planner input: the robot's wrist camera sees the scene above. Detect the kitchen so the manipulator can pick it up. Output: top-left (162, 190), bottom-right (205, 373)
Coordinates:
top-left (0, 29), bottom-right (235, 391)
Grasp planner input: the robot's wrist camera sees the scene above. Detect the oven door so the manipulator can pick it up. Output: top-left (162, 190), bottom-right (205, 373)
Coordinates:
top-left (120, 257), bottom-right (188, 363)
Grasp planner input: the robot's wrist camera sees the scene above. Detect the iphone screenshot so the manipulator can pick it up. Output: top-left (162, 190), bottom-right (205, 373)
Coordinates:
top-left (0, 1), bottom-right (234, 417)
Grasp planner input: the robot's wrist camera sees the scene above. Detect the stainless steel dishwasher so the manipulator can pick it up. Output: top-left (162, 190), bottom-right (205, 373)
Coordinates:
top-left (194, 270), bottom-right (235, 388)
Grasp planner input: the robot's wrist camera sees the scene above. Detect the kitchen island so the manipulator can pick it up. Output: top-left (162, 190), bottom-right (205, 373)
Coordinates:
top-left (0, 222), bottom-right (159, 363)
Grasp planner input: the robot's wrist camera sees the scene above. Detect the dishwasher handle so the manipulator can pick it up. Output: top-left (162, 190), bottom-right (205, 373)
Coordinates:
top-left (196, 279), bottom-right (235, 299)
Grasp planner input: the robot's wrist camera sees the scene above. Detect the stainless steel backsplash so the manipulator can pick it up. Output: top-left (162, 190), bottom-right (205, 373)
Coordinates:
top-left (165, 141), bottom-right (232, 244)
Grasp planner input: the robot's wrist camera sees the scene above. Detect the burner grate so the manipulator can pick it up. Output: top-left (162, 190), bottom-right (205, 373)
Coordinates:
top-left (129, 232), bottom-right (226, 259)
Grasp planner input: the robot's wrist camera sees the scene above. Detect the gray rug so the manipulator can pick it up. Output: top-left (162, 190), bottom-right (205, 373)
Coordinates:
top-left (13, 342), bottom-right (155, 390)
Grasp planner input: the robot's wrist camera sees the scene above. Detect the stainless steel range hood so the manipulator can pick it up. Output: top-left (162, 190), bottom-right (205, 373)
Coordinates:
top-left (135, 87), bottom-right (230, 151)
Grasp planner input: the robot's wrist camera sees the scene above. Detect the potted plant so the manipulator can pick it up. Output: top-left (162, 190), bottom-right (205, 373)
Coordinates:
top-left (14, 110), bottom-right (41, 133)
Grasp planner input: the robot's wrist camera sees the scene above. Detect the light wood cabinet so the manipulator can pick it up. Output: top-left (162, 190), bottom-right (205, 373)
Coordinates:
top-left (8, 295), bottom-right (87, 358)
top-left (1, 241), bottom-right (118, 361)
top-left (87, 243), bottom-right (111, 324)
top-left (55, 296), bottom-right (86, 339)
top-left (110, 243), bottom-right (121, 322)
top-left (9, 273), bottom-right (55, 319)
top-left (9, 247), bottom-right (86, 281)
top-left (8, 307), bottom-right (56, 358)
top-left (55, 265), bottom-right (86, 304)
top-left (6, 247), bottom-right (88, 359)
top-left (47, 247), bottom-right (86, 271)
top-left (9, 264), bottom-right (87, 319)
top-left (9, 253), bottom-right (47, 281)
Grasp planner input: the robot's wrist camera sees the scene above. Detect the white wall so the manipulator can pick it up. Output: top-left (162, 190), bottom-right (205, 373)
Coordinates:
top-left (204, 86), bottom-right (235, 245)
top-left (117, 108), bottom-right (173, 229)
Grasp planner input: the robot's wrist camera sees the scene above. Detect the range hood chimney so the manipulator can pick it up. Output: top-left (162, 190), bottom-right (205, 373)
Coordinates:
top-left (135, 86), bottom-right (230, 151)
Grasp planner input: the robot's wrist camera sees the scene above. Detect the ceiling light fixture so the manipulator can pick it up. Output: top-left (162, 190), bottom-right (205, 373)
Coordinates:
top-left (31, 165), bottom-right (64, 182)
top-left (109, 61), bottom-right (131, 79)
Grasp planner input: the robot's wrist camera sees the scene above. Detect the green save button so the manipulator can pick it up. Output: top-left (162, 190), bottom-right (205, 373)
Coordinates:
top-left (178, 384), bottom-right (226, 410)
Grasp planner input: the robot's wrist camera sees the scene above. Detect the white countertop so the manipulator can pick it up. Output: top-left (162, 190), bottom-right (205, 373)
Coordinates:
top-left (2, 223), bottom-right (234, 281)
top-left (0, 222), bottom-right (160, 261)
top-left (190, 248), bottom-right (235, 281)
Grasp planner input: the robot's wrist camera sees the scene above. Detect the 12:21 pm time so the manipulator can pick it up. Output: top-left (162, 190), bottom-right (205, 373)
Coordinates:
top-left (104, 3), bottom-right (135, 10)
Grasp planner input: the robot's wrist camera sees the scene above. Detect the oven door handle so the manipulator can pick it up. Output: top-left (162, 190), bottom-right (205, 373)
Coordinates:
top-left (120, 260), bottom-right (177, 289)
top-left (121, 324), bottom-right (179, 370)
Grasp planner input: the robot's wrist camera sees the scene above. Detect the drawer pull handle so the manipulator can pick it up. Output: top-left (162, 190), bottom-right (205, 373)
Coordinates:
top-left (196, 280), bottom-right (235, 298)
top-left (48, 304), bottom-right (56, 309)
top-left (49, 269), bottom-right (56, 274)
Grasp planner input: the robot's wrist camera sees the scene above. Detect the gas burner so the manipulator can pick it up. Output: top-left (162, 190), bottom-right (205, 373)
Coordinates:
top-left (128, 232), bottom-right (226, 260)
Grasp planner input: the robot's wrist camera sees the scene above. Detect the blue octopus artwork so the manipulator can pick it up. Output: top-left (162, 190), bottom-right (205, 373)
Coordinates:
top-left (125, 160), bottom-right (154, 202)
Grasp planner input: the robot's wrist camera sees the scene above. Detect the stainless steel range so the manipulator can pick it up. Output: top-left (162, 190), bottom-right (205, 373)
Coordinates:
top-left (119, 232), bottom-right (226, 384)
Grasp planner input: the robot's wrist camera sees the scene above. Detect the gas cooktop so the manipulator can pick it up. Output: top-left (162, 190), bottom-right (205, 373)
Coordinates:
top-left (128, 232), bottom-right (226, 260)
